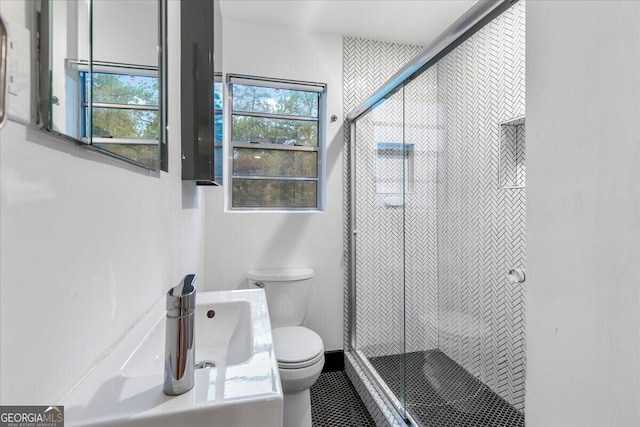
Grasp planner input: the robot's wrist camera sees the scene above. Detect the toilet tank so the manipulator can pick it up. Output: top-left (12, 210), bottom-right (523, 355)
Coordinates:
top-left (246, 268), bottom-right (314, 328)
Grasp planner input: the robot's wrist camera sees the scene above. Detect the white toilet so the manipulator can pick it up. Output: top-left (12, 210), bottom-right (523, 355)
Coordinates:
top-left (247, 268), bottom-right (325, 427)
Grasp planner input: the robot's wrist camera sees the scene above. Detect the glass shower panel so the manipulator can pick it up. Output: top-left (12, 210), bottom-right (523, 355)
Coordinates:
top-left (399, 69), bottom-right (440, 422)
top-left (353, 87), bottom-right (407, 417)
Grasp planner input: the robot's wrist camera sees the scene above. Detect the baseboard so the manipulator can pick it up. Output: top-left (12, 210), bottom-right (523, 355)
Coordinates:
top-left (323, 350), bottom-right (345, 372)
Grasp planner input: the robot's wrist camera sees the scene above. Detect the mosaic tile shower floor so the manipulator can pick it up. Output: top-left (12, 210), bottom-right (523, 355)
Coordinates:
top-left (311, 371), bottom-right (376, 427)
top-left (369, 350), bottom-right (525, 427)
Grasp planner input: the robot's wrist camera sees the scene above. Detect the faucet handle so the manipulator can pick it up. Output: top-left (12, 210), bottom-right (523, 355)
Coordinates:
top-left (167, 274), bottom-right (197, 315)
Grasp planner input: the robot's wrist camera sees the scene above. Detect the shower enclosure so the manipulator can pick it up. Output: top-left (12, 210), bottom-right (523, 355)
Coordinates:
top-left (345, 1), bottom-right (526, 426)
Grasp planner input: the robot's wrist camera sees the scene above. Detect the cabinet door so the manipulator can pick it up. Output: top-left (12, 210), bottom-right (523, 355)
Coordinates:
top-left (181, 0), bottom-right (222, 184)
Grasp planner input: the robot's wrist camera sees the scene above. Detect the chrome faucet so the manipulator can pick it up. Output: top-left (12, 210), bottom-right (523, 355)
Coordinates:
top-left (163, 274), bottom-right (196, 396)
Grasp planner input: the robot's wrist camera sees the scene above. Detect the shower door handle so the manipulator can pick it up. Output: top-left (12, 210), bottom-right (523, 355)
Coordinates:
top-left (507, 269), bottom-right (526, 284)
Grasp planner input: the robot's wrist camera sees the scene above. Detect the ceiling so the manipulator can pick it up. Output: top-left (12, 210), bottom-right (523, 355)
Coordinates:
top-left (219, 0), bottom-right (478, 47)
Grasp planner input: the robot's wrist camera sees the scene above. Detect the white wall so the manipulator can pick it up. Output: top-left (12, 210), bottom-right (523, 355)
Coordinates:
top-left (204, 19), bottom-right (344, 351)
top-left (526, 1), bottom-right (640, 426)
top-left (0, 0), bottom-right (205, 404)
top-left (89, 0), bottom-right (158, 66)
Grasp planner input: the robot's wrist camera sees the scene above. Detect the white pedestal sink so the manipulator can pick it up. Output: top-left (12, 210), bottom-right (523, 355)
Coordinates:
top-left (63, 289), bottom-right (283, 427)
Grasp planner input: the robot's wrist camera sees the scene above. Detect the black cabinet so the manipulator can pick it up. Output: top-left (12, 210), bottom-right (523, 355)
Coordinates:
top-left (181, 0), bottom-right (222, 184)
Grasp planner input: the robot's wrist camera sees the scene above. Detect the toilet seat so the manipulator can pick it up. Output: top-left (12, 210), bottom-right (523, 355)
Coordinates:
top-left (273, 326), bottom-right (324, 369)
top-left (278, 351), bottom-right (324, 370)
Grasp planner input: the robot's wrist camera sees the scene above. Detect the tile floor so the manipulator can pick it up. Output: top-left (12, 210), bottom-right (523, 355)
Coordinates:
top-left (311, 370), bottom-right (376, 427)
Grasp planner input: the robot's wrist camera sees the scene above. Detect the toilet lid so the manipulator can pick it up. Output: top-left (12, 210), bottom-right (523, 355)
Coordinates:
top-left (272, 326), bottom-right (324, 364)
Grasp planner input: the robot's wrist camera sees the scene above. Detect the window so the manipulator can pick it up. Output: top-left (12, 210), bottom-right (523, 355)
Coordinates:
top-left (227, 75), bottom-right (326, 210)
top-left (80, 68), bottom-right (159, 168)
top-left (213, 77), bottom-right (224, 183)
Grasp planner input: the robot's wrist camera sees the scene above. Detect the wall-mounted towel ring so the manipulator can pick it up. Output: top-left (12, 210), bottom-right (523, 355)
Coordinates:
top-left (508, 268), bottom-right (526, 284)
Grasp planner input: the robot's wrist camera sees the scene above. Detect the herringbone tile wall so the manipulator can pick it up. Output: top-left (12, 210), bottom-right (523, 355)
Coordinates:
top-left (404, 68), bottom-right (440, 355)
top-left (436, 2), bottom-right (526, 410)
top-left (353, 92), bottom-right (405, 358)
top-left (342, 37), bottom-right (424, 352)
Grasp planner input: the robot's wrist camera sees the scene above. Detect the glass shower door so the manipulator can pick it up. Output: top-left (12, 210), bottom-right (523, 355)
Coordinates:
top-left (352, 87), bottom-right (408, 419)
top-left (351, 67), bottom-right (443, 425)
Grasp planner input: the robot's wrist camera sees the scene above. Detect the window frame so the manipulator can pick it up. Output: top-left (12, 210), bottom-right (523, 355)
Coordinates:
top-left (225, 74), bottom-right (327, 212)
top-left (213, 73), bottom-right (224, 183)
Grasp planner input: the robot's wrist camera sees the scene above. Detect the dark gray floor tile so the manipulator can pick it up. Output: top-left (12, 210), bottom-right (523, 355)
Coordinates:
top-left (311, 371), bottom-right (376, 427)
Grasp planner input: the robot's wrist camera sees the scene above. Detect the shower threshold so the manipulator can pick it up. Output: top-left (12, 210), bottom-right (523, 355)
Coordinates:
top-left (368, 350), bottom-right (524, 427)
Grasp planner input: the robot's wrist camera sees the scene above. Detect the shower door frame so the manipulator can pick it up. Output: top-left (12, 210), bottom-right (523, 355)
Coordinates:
top-left (345, 2), bottom-right (521, 426)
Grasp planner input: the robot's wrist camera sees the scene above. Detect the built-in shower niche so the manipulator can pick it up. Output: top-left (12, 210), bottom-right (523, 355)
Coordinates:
top-left (375, 142), bottom-right (415, 207)
top-left (499, 117), bottom-right (525, 189)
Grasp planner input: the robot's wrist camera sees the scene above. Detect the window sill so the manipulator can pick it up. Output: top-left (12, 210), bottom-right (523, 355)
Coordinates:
top-left (223, 208), bottom-right (325, 214)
